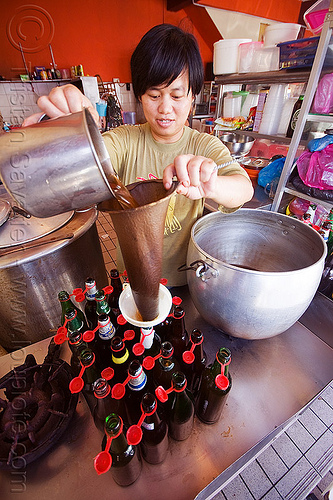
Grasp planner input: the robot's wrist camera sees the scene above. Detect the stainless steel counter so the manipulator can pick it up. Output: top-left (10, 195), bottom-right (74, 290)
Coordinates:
top-left (0, 287), bottom-right (332, 500)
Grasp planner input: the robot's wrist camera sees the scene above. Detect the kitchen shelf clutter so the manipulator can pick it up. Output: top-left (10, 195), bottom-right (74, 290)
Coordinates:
top-left (213, 6), bottom-right (333, 215)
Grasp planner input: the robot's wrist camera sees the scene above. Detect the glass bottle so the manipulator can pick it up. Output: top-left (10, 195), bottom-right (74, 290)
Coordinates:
top-left (196, 347), bottom-right (232, 424)
top-left (92, 378), bottom-right (120, 432)
top-left (96, 289), bottom-right (117, 325)
top-left (84, 277), bottom-right (98, 329)
top-left (182, 329), bottom-right (207, 397)
top-left (125, 360), bottom-right (153, 425)
top-left (140, 326), bottom-right (161, 357)
top-left (66, 308), bottom-right (86, 337)
top-left (110, 336), bottom-right (131, 384)
top-left (58, 290), bottom-right (88, 330)
top-left (153, 341), bottom-right (180, 389)
top-left (154, 314), bottom-right (172, 343)
top-left (102, 413), bottom-right (141, 486)
top-left (168, 372), bottom-right (194, 441)
top-left (140, 393), bottom-right (169, 464)
top-left (68, 330), bottom-right (87, 376)
top-left (108, 268), bottom-right (122, 318)
top-left (287, 95), bottom-right (305, 138)
top-left (166, 305), bottom-right (188, 364)
top-left (79, 347), bottom-right (101, 411)
top-left (95, 313), bottom-right (116, 371)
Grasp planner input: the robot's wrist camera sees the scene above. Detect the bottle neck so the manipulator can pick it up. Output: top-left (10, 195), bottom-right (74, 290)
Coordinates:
top-left (98, 316), bottom-right (116, 340)
top-left (112, 347), bottom-right (129, 365)
top-left (86, 282), bottom-right (97, 300)
top-left (128, 367), bottom-right (147, 391)
top-left (140, 327), bottom-right (154, 349)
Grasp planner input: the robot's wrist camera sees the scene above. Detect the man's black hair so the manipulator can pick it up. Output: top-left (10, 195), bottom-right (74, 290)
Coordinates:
top-left (130, 24), bottom-right (204, 100)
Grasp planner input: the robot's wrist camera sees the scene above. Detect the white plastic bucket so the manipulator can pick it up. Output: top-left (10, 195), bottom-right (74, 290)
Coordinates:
top-left (214, 38), bottom-right (252, 75)
top-left (263, 23), bottom-right (301, 47)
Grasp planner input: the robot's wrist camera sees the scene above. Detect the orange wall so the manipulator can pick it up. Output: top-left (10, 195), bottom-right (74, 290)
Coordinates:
top-left (0, 0), bottom-right (221, 82)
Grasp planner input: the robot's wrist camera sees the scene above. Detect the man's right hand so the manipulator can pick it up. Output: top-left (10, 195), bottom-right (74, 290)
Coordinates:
top-left (22, 84), bottom-right (100, 127)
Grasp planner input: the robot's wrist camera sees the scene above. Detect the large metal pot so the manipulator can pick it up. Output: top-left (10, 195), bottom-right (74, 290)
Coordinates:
top-left (0, 109), bottom-right (115, 218)
top-left (0, 190), bottom-right (108, 351)
top-left (186, 209), bottom-right (327, 340)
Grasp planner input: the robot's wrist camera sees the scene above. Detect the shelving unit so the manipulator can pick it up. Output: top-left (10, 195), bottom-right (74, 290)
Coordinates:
top-left (214, 3), bottom-right (333, 214)
top-left (271, 2), bottom-right (333, 213)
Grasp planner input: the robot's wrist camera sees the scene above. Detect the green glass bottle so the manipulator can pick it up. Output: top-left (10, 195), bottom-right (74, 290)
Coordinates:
top-left (103, 413), bottom-right (142, 486)
top-left (168, 372), bottom-right (194, 441)
top-left (65, 307), bottom-right (85, 337)
top-left (58, 290), bottom-right (88, 330)
top-left (196, 347), bottom-right (232, 424)
top-left (96, 289), bottom-right (117, 327)
top-left (140, 393), bottom-right (169, 464)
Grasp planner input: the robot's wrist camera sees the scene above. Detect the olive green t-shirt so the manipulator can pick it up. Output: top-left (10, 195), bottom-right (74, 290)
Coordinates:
top-left (102, 123), bottom-right (249, 286)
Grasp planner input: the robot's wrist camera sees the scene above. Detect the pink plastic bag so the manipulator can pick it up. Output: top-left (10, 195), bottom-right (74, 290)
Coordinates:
top-left (297, 143), bottom-right (333, 190)
top-left (312, 73), bottom-right (333, 114)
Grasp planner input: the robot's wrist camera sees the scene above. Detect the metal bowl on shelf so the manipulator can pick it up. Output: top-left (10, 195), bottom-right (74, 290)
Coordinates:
top-left (219, 133), bottom-right (255, 157)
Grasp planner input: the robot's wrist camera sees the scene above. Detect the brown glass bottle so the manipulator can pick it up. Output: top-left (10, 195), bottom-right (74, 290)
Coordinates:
top-left (196, 347), bottom-right (232, 424)
top-left (140, 393), bottom-right (169, 464)
top-left (166, 305), bottom-right (188, 364)
top-left (102, 413), bottom-right (141, 486)
top-left (84, 277), bottom-right (98, 329)
top-left (68, 330), bottom-right (87, 376)
top-left (95, 313), bottom-right (116, 371)
top-left (153, 341), bottom-right (180, 389)
top-left (92, 378), bottom-right (120, 432)
top-left (125, 360), bottom-right (153, 425)
top-left (110, 336), bottom-right (131, 385)
top-left (168, 372), bottom-right (194, 441)
top-left (79, 347), bottom-right (101, 411)
top-left (108, 268), bottom-right (122, 318)
top-left (182, 329), bottom-right (207, 397)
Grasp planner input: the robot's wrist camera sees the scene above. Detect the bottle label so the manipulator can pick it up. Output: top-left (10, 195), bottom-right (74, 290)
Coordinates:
top-left (142, 421), bottom-right (154, 430)
top-left (99, 322), bottom-right (116, 340)
top-left (128, 370), bottom-right (147, 391)
top-left (112, 350), bottom-right (129, 364)
top-left (141, 327), bottom-right (154, 349)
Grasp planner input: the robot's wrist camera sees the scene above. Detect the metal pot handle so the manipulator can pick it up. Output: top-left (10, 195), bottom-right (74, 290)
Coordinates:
top-left (178, 260), bottom-right (219, 282)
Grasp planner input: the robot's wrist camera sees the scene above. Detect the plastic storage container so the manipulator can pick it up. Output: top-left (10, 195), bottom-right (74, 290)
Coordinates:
top-left (278, 37), bottom-right (320, 68)
top-left (263, 23), bottom-right (301, 47)
top-left (304, 0), bottom-right (330, 34)
top-left (213, 39), bottom-right (251, 75)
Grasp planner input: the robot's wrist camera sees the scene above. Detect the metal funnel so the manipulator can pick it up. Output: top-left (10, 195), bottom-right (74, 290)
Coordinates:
top-left (98, 179), bottom-right (178, 321)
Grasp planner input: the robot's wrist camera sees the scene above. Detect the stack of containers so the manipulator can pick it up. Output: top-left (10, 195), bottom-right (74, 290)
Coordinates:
top-left (258, 84), bottom-right (288, 135)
